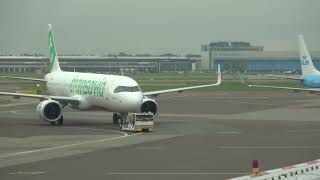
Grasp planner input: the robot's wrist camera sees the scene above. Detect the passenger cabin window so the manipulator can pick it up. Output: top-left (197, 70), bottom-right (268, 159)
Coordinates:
top-left (114, 86), bottom-right (140, 93)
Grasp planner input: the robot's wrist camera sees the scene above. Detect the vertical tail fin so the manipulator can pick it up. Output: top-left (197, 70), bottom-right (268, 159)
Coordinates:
top-left (48, 24), bottom-right (61, 72)
top-left (298, 35), bottom-right (319, 76)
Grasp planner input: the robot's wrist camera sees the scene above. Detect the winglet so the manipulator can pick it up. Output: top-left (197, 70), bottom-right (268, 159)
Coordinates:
top-left (48, 24), bottom-right (52, 31)
top-left (216, 64), bottom-right (222, 85)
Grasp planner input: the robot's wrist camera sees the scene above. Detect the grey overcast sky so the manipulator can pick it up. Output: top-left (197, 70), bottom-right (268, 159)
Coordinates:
top-left (0, 0), bottom-right (319, 55)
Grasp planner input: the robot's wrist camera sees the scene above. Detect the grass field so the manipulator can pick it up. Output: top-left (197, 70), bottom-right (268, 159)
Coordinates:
top-left (0, 72), bottom-right (303, 93)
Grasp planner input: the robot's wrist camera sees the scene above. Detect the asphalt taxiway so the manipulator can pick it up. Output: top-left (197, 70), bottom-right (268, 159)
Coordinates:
top-left (0, 92), bottom-right (320, 180)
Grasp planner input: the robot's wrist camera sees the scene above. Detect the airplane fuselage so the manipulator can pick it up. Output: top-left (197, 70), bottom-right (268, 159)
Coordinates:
top-left (45, 71), bottom-right (143, 112)
top-left (303, 75), bottom-right (320, 88)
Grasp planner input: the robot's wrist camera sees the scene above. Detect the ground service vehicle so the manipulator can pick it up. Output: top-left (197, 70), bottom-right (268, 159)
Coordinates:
top-left (121, 112), bottom-right (154, 132)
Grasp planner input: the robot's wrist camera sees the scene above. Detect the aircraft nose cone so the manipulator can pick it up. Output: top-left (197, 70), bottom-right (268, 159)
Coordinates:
top-left (124, 92), bottom-right (143, 112)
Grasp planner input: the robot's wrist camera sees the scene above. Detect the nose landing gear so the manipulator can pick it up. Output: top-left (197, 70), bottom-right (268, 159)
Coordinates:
top-left (112, 113), bottom-right (128, 125)
top-left (113, 113), bottom-right (120, 124)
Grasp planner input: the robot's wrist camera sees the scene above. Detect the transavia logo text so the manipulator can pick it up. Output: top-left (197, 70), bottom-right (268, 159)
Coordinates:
top-left (301, 55), bottom-right (309, 65)
top-left (70, 77), bottom-right (107, 97)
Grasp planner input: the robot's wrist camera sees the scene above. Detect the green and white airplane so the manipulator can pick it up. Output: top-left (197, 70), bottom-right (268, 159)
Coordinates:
top-left (0, 25), bottom-right (221, 125)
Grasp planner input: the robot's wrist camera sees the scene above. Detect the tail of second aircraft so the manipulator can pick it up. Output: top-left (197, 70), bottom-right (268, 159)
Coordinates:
top-left (299, 35), bottom-right (320, 76)
top-left (48, 24), bottom-right (61, 72)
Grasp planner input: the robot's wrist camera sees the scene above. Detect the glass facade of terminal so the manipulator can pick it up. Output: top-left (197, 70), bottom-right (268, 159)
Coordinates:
top-left (214, 58), bottom-right (320, 72)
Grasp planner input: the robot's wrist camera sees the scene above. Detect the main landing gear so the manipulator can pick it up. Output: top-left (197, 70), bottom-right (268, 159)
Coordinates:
top-left (113, 113), bottom-right (128, 125)
top-left (113, 113), bottom-right (119, 124)
top-left (49, 115), bottom-right (64, 126)
top-left (58, 115), bottom-right (64, 125)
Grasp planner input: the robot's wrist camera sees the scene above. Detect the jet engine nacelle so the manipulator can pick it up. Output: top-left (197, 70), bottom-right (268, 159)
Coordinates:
top-left (140, 97), bottom-right (158, 117)
top-left (36, 100), bottom-right (62, 122)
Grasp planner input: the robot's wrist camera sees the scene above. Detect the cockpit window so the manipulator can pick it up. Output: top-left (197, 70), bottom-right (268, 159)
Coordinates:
top-left (114, 86), bottom-right (140, 93)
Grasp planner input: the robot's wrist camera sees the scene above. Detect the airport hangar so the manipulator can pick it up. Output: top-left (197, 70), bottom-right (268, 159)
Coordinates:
top-left (1, 42), bottom-right (320, 73)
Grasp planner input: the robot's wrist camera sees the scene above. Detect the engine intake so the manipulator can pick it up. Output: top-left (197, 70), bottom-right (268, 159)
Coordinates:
top-left (140, 98), bottom-right (158, 117)
top-left (36, 100), bottom-right (62, 122)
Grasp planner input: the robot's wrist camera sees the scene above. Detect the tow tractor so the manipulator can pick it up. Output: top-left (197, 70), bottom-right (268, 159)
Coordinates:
top-left (121, 112), bottom-right (154, 132)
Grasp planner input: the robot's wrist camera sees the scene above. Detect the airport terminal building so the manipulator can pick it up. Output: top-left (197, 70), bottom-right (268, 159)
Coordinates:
top-left (201, 41), bottom-right (320, 72)
top-left (0, 55), bottom-right (200, 73)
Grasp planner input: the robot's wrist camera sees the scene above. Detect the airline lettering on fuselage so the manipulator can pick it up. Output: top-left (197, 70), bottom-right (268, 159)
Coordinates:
top-left (70, 77), bottom-right (107, 97)
top-left (301, 55), bottom-right (309, 65)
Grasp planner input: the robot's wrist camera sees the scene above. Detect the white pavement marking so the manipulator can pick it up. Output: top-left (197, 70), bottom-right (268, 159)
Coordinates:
top-left (158, 94), bottom-right (193, 100)
top-left (135, 146), bottom-right (162, 150)
top-left (107, 172), bottom-right (247, 175)
top-left (215, 131), bottom-right (241, 134)
top-left (218, 100), bottom-right (281, 106)
top-left (9, 171), bottom-right (47, 175)
top-left (0, 131), bottom-right (141, 158)
top-left (158, 95), bottom-right (269, 100)
top-left (60, 126), bottom-right (120, 132)
top-left (199, 96), bottom-right (269, 99)
top-left (217, 146), bottom-right (320, 149)
top-left (9, 110), bottom-right (24, 115)
top-left (288, 130), bottom-right (320, 133)
top-left (0, 102), bottom-right (36, 107)
top-left (0, 110), bottom-right (30, 114)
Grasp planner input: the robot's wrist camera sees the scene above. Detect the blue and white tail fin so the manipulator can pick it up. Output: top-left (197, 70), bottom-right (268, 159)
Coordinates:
top-left (48, 24), bottom-right (61, 72)
top-left (299, 35), bottom-right (320, 76)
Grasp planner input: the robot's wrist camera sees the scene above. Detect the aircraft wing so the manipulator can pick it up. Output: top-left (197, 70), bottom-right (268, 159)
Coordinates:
top-left (0, 92), bottom-right (79, 105)
top-left (264, 74), bottom-right (303, 80)
top-left (0, 76), bottom-right (46, 82)
top-left (143, 65), bottom-right (221, 96)
top-left (248, 84), bottom-right (320, 92)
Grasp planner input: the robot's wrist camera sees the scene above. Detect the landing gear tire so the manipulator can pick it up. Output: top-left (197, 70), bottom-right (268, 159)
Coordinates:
top-left (113, 113), bottom-right (119, 124)
top-left (120, 113), bottom-right (128, 125)
top-left (57, 116), bottom-right (64, 125)
top-left (50, 121), bottom-right (56, 126)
